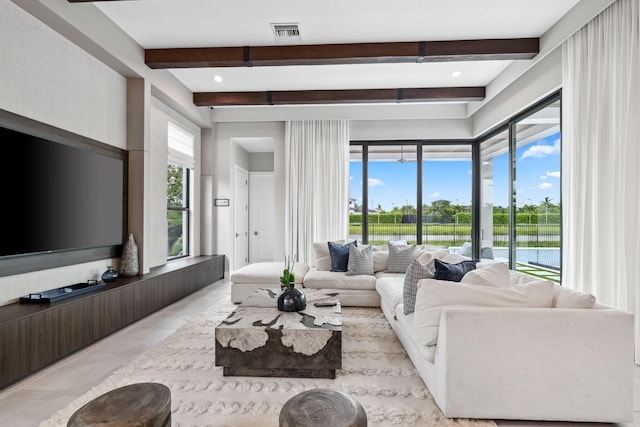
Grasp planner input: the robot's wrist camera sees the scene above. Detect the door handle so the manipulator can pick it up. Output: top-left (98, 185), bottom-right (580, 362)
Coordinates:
top-left (235, 233), bottom-right (240, 238)
top-left (254, 231), bottom-right (259, 236)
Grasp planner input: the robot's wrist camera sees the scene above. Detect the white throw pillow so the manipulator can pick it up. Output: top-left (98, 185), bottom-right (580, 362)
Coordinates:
top-left (552, 285), bottom-right (596, 308)
top-left (313, 240), bottom-right (345, 271)
top-left (413, 278), bottom-right (554, 346)
top-left (372, 251), bottom-right (388, 272)
top-left (460, 262), bottom-right (510, 287)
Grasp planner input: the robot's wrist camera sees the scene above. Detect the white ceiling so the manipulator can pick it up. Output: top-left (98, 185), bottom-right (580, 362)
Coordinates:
top-left (94, 0), bottom-right (581, 99)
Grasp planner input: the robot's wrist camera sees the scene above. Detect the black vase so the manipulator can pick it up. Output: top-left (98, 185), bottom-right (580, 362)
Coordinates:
top-left (277, 287), bottom-right (307, 312)
top-left (101, 266), bottom-right (118, 282)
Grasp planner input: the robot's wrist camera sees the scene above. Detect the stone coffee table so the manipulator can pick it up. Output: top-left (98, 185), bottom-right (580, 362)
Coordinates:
top-left (215, 288), bottom-right (342, 379)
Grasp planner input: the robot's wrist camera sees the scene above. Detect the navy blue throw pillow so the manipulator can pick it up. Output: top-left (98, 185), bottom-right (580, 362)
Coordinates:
top-left (328, 241), bottom-right (357, 272)
top-left (432, 258), bottom-right (478, 282)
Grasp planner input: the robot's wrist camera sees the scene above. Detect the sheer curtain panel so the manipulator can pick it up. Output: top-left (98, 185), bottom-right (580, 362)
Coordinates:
top-left (562, 0), bottom-right (640, 362)
top-left (285, 120), bottom-right (349, 264)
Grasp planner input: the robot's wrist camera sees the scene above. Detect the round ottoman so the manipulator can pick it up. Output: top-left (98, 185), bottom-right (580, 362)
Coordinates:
top-left (279, 388), bottom-right (367, 427)
top-left (67, 382), bottom-right (171, 427)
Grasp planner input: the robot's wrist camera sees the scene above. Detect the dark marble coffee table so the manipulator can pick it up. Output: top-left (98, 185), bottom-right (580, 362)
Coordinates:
top-left (215, 288), bottom-right (342, 379)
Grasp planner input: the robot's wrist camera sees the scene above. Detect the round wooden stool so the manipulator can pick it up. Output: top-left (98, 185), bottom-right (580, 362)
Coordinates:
top-left (279, 388), bottom-right (367, 427)
top-left (67, 382), bottom-right (171, 427)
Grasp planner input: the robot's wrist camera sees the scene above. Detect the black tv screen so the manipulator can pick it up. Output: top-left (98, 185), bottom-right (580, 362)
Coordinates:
top-left (1, 126), bottom-right (124, 257)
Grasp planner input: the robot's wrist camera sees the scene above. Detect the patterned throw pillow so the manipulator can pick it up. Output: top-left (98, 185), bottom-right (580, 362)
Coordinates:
top-left (346, 245), bottom-right (374, 276)
top-left (328, 241), bottom-right (357, 272)
top-left (403, 258), bottom-right (435, 314)
top-left (432, 258), bottom-right (478, 282)
top-left (386, 243), bottom-right (417, 273)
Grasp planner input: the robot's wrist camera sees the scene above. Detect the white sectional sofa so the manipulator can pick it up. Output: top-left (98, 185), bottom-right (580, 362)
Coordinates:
top-left (229, 242), bottom-right (635, 423)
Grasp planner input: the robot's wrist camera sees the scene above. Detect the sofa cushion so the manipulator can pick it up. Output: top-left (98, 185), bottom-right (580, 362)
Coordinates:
top-left (314, 240), bottom-right (344, 271)
top-left (302, 268), bottom-right (377, 290)
top-left (460, 262), bottom-right (509, 287)
top-left (552, 285), bottom-right (596, 308)
top-left (432, 259), bottom-right (478, 282)
top-left (230, 261), bottom-right (309, 285)
top-left (403, 258), bottom-right (435, 315)
top-left (346, 245), bottom-right (374, 276)
top-left (314, 240), bottom-right (355, 271)
top-left (372, 250), bottom-right (388, 272)
top-left (376, 274), bottom-right (405, 315)
top-left (386, 243), bottom-right (417, 273)
top-left (328, 240), bottom-right (357, 272)
top-left (413, 278), bottom-right (554, 346)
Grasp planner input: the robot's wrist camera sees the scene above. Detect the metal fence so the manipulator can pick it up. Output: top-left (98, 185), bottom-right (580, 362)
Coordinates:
top-left (348, 222), bottom-right (560, 249)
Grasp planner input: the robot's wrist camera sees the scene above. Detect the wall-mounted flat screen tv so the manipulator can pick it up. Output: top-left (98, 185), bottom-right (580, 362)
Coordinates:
top-left (1, 126), bottom-right (123, 258)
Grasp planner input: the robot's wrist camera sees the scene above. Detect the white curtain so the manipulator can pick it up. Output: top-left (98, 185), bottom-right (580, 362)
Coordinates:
top-left (285, 120), bottom-right (350, 264)
top-left (562, 0), bottom-right (640, 361)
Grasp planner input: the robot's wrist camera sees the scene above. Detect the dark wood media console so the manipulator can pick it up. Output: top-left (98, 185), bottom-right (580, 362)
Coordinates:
top-left (0, 255), bottom-right (224, 391)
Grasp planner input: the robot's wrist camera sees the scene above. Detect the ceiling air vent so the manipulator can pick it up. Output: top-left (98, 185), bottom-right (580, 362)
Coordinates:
top-left (272, 23), bottom-right (301, 42)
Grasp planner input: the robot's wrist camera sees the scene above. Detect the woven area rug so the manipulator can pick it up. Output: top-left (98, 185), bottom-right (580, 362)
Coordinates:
top-left (40, 298), bottom-right (496, 427)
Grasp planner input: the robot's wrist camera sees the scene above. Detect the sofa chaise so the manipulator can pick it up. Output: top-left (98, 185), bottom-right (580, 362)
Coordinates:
top-left (229, 241), bottom-right (635, 423)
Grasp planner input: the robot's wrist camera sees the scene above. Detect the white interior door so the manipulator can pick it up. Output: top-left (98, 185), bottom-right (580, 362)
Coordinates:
top-left (249, 172), bottom-right (275, 262)
top-left (234, 165), bottom-right (249, 270)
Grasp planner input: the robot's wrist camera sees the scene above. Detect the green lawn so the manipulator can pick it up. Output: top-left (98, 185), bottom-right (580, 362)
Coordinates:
top-left (349, 222), bottom-right (560, 248)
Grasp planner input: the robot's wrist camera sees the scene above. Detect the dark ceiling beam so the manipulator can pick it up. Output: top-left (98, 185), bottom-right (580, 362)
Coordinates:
top-left (193, 87), bottom-right (485, 107)
top-left (146, 38), bottom-right (539, 69)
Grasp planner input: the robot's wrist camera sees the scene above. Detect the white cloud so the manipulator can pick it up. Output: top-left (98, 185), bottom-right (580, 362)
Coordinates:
top-left (430, 192), bottom-right (440, 198)
top-left (540, 175), bottom-right (548, 180)
top-left (350, 176), bottom-right (353, 180)
top-left (521, 139), bottom-right (560, 159)
top-left (546, 171), bottom-right (560, 178)
top-left (368, 178), bottom-right (384, 187)
top-left (538, 182), bottom-right (553, 190)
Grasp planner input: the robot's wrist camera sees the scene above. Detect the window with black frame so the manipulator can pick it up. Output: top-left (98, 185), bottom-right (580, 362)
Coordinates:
top-left (167, 122), bottom-right (194, 260)
top-left (349, 92), bottom-right (561, 282)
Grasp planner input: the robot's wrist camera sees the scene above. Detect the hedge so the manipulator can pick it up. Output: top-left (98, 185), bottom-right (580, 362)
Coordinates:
top-left (350, 212), bottom-right (560, 225)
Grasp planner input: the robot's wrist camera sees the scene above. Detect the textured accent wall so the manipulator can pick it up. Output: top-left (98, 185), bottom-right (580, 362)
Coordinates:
top-left (0, 0), bottom-right (128, 305)
top-left (0, 0), bottom-right (127, 149)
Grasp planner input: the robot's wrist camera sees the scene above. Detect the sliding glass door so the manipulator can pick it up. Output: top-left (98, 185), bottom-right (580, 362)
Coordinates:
top-left (422, 144), bottom-right (472, 249)
top-left (479, 93), bottom-right (561, 281)
top-left (349, 144), bottom-right (418, 244)
top-left (513, 99), bottom-right (561, 275)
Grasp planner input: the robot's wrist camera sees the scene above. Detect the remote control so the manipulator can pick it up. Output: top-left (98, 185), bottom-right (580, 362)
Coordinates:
top-left (314, 301), bottom-right (337, 307)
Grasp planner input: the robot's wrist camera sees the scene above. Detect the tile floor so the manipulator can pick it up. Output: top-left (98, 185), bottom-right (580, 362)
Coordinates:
top-left (0, 277), bottom-right (637, 426)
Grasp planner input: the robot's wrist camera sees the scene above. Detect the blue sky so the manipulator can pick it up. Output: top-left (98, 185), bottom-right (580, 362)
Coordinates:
top-left (349, 132), bottom-right (560, 210)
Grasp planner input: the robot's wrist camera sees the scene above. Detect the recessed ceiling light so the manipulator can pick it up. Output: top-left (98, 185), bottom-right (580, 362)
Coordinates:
top-left (213, 75), bottom-right (223, 83)
top-left (451, 71), bottom-right (462, 78)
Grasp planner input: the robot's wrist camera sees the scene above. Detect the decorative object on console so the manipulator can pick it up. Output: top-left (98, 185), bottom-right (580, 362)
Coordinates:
top-left (101, 266), bottom-right (118, 282)
top-left (119, 233), bottom-right (139, 277)
top-left (19, 281), bottom-right (106, 304)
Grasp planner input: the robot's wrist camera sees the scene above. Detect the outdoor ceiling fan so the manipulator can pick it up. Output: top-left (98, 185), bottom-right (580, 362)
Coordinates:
top-left (397, 146), bottom-right (414, 163)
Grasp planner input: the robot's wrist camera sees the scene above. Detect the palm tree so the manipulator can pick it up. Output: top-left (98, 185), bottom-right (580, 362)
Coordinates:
top-left (540, 197), bottom-right (554, 224)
